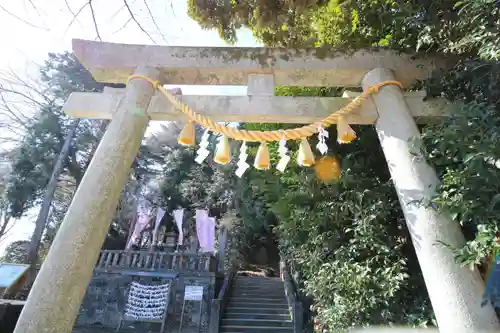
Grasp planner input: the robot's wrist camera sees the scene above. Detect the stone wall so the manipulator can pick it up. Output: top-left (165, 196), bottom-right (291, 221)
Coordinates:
top-left (75, 272), bottom-right (215, 333)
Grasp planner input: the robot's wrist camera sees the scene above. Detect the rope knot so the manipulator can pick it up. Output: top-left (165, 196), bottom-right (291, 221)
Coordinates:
top-left (368, 85), bottom-right (381, 94)
top-left (151, 80), bottom-right (161, 89)
top-left (126, 74), bottom-right (161, 90)
top-left (368, 81), bottom-right (404, 94)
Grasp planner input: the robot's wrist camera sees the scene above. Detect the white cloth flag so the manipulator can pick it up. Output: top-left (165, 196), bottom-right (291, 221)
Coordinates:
top-left (204, 217), bottom-right (216, 252)
top-left (173, 209), bottom-right (184, 245)
top-left (196, 209), bottom-right (215, 252)
top-left (151, 208), bottom-right (166, 247)
top-left (126, 213), bottom-right (151, 250)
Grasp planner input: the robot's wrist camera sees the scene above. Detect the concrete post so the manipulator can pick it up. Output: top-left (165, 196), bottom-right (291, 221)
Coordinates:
top-left (362, 68), bottom-right (500, 332)
top-left (14, 67), bottom-right (159, 333)
top-left (217, 227), bottom-right (228, 272)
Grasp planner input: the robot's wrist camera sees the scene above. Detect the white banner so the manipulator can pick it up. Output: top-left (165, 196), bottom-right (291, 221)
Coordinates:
top-left (124, 281), bottom-right (170, 320)
top-left (173, 209), bottom-right (184, 245)
top-left (151, 208), bottom-right (166, 247)
top-left (196, 209), bottom-right (215, 252)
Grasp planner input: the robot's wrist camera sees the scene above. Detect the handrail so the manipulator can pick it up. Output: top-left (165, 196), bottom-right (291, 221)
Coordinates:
top-left (209, 265), bottom-right (236, 333)
top-left (95, 250), bottom-right (217, 273)
top-left (280, 260), bottom-right (303, 333)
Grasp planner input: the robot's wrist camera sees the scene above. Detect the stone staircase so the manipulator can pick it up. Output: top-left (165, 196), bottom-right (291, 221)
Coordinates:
top-left (220, 275), bottom-right (293, 333)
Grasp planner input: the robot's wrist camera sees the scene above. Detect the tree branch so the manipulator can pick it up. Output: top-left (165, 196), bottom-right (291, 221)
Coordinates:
top-left (112, 17), bottom-right (133, 35)
top-left (64, 0), bottom-right (87, 36)
top-left (143, 0), bottom-right (168, 44)
top-left (0, 4), bottom-right (49, 30)
top-left (88, 0), bottom-right (102, 41)
top-left (0, 91), bottom-right (30, 130)
top-left (123, 0), bottom-right (156, 44)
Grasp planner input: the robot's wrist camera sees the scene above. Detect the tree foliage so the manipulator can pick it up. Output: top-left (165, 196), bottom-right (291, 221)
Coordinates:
top-left (189, 0), bottom-right (500, 59)
top-left (421, 62), bottom-right (500, 269)
top-left (0, 52), bottom-right (154, 265)
top-left (135, 87), bottom-right (435, 330)
top-left (1, 240), bottom-right (29, 264)
top-left (187, 0), bottom-right (500, 330)
top-left (233, 120), bottom-right (434, 330)
top-left (4, 53), bottom-right (112, 219)
top-left (143, 122), bottom-right (239, 239)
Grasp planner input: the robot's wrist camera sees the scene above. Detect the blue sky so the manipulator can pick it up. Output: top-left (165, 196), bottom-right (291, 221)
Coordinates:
top-left (0, 0), bottom-right (261, 254)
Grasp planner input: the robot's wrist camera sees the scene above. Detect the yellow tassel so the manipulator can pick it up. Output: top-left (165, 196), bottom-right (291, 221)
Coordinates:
top-left (337, 116), bottom-right (357, 144)
top-left (314, 156), bottom-right (341, 182)
top-left (214, 135), bottom-right (231, 165)
top-left (297, 138), bottom-right (315, 167)
top-left (254, 142), bottom-right (270, 170)
top-left (178, 121), bottom-right (196, 146)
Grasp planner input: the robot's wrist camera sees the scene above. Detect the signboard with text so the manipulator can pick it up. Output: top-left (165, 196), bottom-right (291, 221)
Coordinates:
top-left (184, 285), bottom-right (204, 301)
top-left (0, 263), bottom-right (29, 288)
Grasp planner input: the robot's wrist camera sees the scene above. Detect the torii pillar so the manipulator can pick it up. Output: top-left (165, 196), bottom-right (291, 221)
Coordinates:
top-left (363, 68), bottom-right (500, 332)
top-left (13, 66), bottom-right (159, 333)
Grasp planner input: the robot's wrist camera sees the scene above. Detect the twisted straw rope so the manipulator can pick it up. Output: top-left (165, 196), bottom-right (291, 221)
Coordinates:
top-left (127, 74), bottom-right (403, 142)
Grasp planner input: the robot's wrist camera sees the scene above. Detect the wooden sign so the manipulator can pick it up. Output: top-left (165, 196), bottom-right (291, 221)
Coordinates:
top-left (179, 285), bottom-right (205, 333)
top-left (184, 285), bottom-right (203, 301)
top-left (0, 263), bottom-right (29, 288)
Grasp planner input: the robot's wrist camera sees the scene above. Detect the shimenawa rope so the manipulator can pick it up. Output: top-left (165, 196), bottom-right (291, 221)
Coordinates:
top-left (126, 74), bottom-right (403, 142)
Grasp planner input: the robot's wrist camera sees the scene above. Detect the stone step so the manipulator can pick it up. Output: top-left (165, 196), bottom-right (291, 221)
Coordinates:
top-left (225, 306), bottom-right (290, 315)
top-left (235, 276), bottom-right (281, 281)
top-left (232, 286), bottom-right (285, 292)
top-left (236, 275), bottom-right (280, 278)
top-left (232, 280), bottom-right (284, 287)
top-left (234, 280), bottom-right (282, 285)
top-left (234, 278), bottom-right (282, 284)
top-left (227, 301), bottom-right (289, 309)
top-left (231, 291), bottom-right (286, 298)
top-left (220, 325), bottom-right (293, 333)
top-left (232, 284), bottom-right (285, 290)
top-left (228, 297), bottom-right (288, 304)
top-left (232, 285), bottom-right (284, 290)
top-left (232, 289), bottom-right (285, 295)
top-left (221, 318), bottom-right (293, 328)
top-left (234, 277), bottom-right (282, 282)
top-left (223, 312), bottom-right (291, 320)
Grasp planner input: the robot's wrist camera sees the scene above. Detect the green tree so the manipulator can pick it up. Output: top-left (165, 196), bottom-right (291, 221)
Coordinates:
top-left (235, 122), bottom-right (433, 331)
top-left (420, 62), bottom-right (500, 269)
top-left (0, 52), bottom-right (152, 268)
top-left (3, 53), bottom-right (112, 272)
top-left (187, 0), bottom-right (500, 328)
top-left (188, 0), bottom-right (500, 59)
top-left (1, 240), bottom-right (29, 263)
top-left (143, 122), bottom-right (238, 241)
top-left (4, 53), bottom-right (114, 219)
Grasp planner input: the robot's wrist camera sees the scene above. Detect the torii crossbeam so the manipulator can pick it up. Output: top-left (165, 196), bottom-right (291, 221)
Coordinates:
top-left (13, 39), bottom-right (500, 333)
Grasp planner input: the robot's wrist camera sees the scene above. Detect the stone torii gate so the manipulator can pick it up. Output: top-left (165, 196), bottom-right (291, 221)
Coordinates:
top-left (13, 39), bottom-right (500, 333)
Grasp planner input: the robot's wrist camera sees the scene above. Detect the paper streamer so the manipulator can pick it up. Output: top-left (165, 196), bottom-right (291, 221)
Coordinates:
top-left (235, 141), bottom-right (250, 177)
top-left (195, 130), bottom-right (211, 164)
top-left (316, 126), bottom-right (329, 155)
top-left (277, 137), bottom-right (290, 172)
